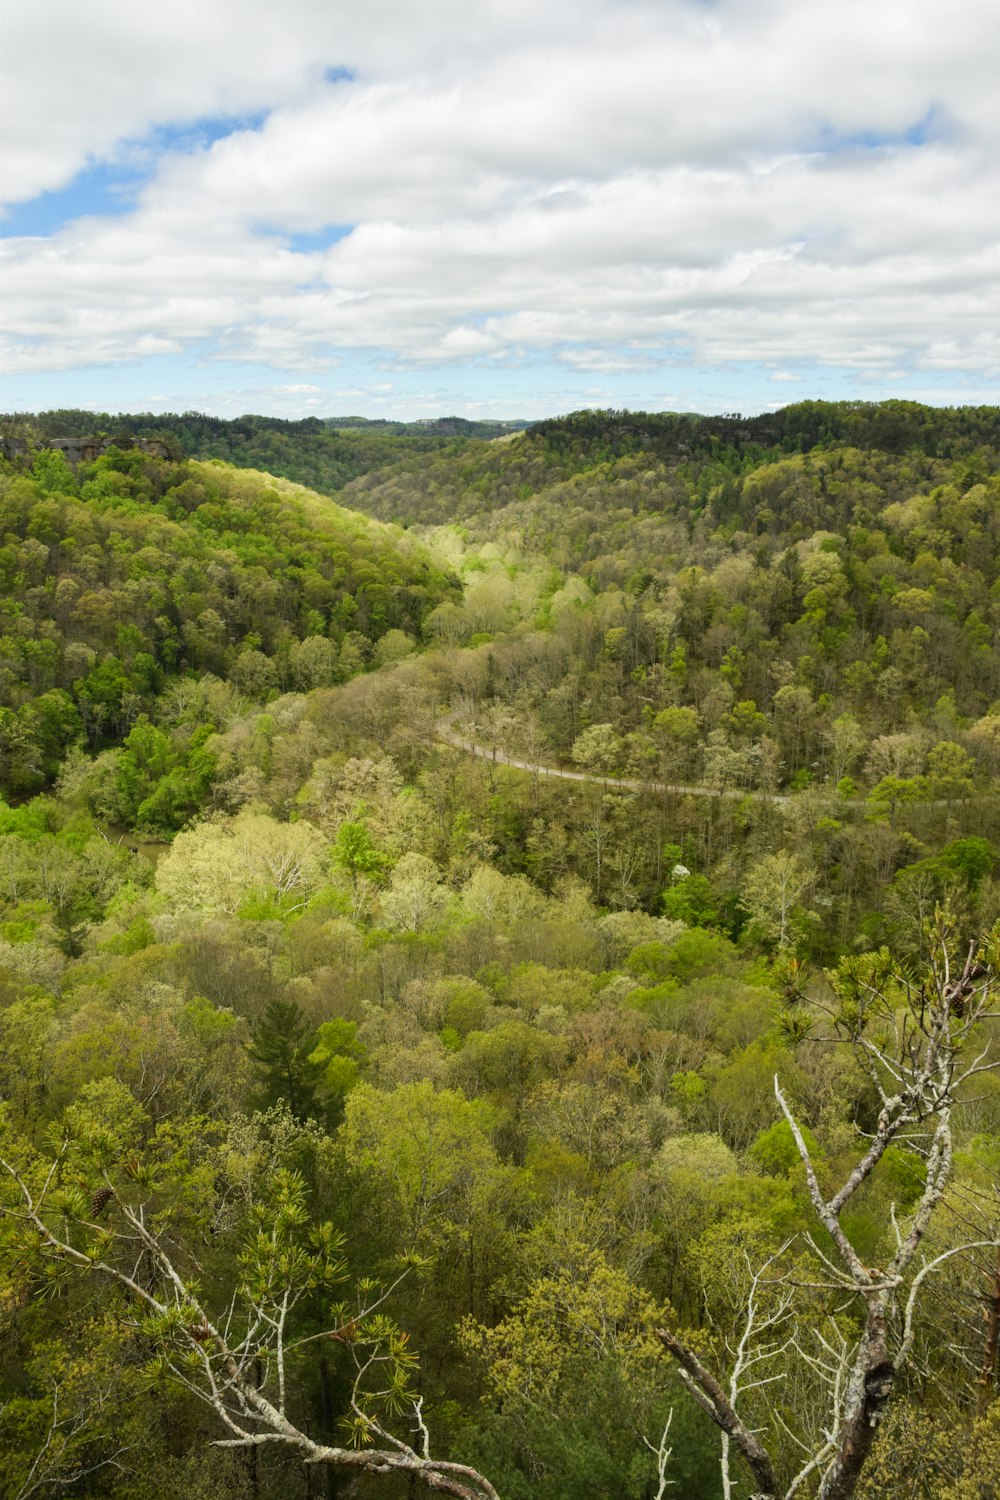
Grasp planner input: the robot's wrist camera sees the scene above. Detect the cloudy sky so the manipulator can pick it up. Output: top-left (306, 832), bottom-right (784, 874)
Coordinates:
top-left (2, 0), bottom-right (998, 420)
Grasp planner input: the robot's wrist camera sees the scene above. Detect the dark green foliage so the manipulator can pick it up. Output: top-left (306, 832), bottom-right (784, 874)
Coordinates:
top-left (246, 998), bottom-right (324, 1122)
top-left (1, 408), bottom-right (530, 496)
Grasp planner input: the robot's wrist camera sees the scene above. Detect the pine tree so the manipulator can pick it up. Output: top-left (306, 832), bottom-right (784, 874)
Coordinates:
top-left (247, 999), bottom-right (323, 1122)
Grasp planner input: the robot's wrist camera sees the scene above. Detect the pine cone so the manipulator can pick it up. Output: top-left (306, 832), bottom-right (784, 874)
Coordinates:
top-left (89, 1186), bottom-right (116, 1219)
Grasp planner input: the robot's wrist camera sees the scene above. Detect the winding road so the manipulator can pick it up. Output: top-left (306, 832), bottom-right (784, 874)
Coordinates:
top-left (435, 716), bottom-right (792, 804)
top-left (435, 717), bottom-right (999, 814)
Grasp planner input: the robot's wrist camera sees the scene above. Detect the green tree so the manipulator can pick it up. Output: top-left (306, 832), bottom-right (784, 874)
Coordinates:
top-left (926, 740), bottom-right (976, 816)
top-left (308, 1018), bottom-right (367, 1123)
top-left (460, 1248), bottom-right (700, 1500)
top-left (333, 819), bottom-right (390, 916)
top-left (866, 773), bottom-right (927, 826)
top-left (571, 723), bottom-right (625, 780)
top-left (659, 918), bottom-right (1000, 1500)
top-left (0, 1089), bottom-right (498, 1499)
top-left (247, 998), bottom-right (323, 1122)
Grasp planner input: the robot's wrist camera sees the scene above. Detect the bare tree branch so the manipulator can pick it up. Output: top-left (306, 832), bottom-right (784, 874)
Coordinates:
top-left (655, 1328), bottom-right (778, 1499)
top-left (0, 1154), bottom-right (499, 1500)
top-left (657, 914), bottom-right (1000, 1500)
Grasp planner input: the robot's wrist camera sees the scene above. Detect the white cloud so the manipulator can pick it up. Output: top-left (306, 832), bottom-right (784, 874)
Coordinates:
top-left (2, 0), bottom-right (999, 398)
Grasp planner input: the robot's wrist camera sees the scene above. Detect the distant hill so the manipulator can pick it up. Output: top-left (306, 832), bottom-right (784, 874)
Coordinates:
top-left (528, 400), bottom-right (1000, 459)
top-left (0, 445), bottom-right (458, 804)
top-left (0, 409), bottom-right (533, 498)
top-left (4, 400), bottom-right (995, 505)
top-left (333, 399), bottom-right (1000, 770)
top-left (334, 398), bottom-right (999, 531)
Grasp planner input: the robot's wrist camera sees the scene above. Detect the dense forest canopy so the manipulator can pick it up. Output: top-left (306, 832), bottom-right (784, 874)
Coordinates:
top-left (0, 412), bottom-right (531, 500)
top-left (0, 402), bottom-right (997, 1500)
top-left (0, 446), bottom-right (457, 811)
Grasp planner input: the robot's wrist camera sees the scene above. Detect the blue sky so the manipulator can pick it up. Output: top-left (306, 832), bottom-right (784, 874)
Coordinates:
top-left (1, 117), bottom-right (269, 239)
top-left (2, 0), bottom-right (998, 420)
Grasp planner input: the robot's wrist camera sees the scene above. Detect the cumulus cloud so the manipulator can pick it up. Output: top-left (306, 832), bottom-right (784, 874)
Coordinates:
top-left (2, 0), bottom-right (999, 401)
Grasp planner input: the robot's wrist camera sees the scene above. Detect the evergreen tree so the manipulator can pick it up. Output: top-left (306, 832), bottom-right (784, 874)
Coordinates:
top-left (247, 998), bottom-right (323, 1122)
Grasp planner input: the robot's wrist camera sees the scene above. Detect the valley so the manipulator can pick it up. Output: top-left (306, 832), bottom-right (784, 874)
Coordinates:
top-left (0, 402), bottom-right (997, 1500)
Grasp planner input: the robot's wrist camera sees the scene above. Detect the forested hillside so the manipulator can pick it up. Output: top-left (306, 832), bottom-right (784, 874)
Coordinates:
top-left (0, 405), bottom-right (997, 1500)
top-left (0, 411), bottom-right (530, 500)
top-left (0, 446), bottom-right (457, 810)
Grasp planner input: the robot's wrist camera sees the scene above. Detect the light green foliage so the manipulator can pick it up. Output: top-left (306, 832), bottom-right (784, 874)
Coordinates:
top-left (155, 808), bottom-right (326, 914)
top-left (462, 1246), bottom-right (664, 1408)
top-left (524, 1077), bottom-right (663, 1175)
top-left (373, 628), bottom-right (417, 666)
top-left (624, 940), bottom-right (673, 981)
top-left (571, 723), bottom-right (625, 778)
top-left (657, 1131), bottom-right (739, 1181)
top-left (438, 977), bottom-right (491, 1037)
top-left (654, 705), bottom-right (701, 742)
top-left (857, 1402), bottom-right (1000, 1500)
top-left (708, 1042), bottom-right (809, 1151)
top-left (32, 447), bottom-right (79, 496)
top-left (459, 1247), bottom-right (700, 1500)
top-left (0, 805), bottom-right (138, 958)
top-left (338, 1080), bottom-right (506, 1247)
top-left (866, 772), bottom-right (928, 822)
top-left (926, 739), bottom-right (976, 806)
top-left (378, 852), bottom-right (449, 932)
top-left (506, 961), bottom-right (599, 1013)
top-left (749, 1118), bottom-right (822, 1176)
top-left (662, 872), bottom-right (723, 927)
top-left (662, 926), bottom-right (742, 981)
top-left (461, 863), bottom-right (544, 926)
top-left (1, 404), bottom-right (999, 1498)
top-left (334, 819), bottom-right (390, 885)
top-left (449, 1021), bottom-right (564, 1097)
top-left (290, 633), bottom-right (340, 689)
top-left (309, 1018), bottom-right (367, 1117)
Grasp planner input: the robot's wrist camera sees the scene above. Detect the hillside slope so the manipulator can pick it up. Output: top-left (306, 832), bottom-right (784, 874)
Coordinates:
top-left (0, 445), bottom-right (458, 802)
